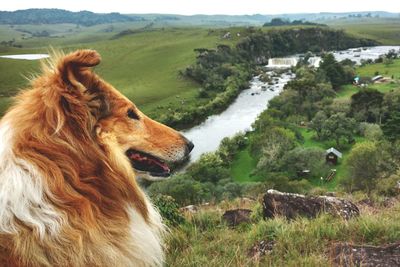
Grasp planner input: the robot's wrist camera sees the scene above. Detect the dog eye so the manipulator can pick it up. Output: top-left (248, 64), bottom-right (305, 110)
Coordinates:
top-left (127, 109), bottom-right (140, 120)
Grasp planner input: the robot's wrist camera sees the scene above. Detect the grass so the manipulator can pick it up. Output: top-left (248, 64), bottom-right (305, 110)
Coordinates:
top-left (327, 18), bottom-right (400, 45)
top-left (357, 59), bottom-right (400, 78)
top-left (0, 28), bottom-right (238, 117)
top-left (166, 200), bottom-right (400, 266)
top-left (231, 146), bottom-right (263, 183)
top-left (337, 59), bottom-right (400, 100)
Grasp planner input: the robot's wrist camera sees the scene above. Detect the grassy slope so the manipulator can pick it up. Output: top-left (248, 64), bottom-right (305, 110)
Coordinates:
top-left (167, 200), bottom-right (400, 266)
top-left (326, 18), bottom-right (400, 45)
top-left (230, 146), bottom-right (263, 183)
top-left (0, 28), bottom-right (240, 116)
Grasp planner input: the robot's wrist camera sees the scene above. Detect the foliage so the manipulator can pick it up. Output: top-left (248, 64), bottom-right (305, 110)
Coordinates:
top-left (166, 201), bottom-right (400, 267)
top-left (263, 18), bottom-right (326, 27)
top-left (152, 195), bottom-right (185, 226)
top-left (344, 141), bottom-right (379, 193)
top-left (187, 153), bottom-right (230, 183)
top-left (251, 127), bottom-right (297, 172)
top-left (321, 112), bottom-right (357, 147)
top-left (309, 111), bottom-right (328, 139)
top-left (363, 123), bottom-right (383, 141)
top-left (319, 53), bottom-right (350, 89)
top-left (350, 88), bottom-right (384, 123)
top-left (282, 147), bottom-right (329, 179)
top-left (147, 175), bottom-right (210, 206)
top-left (382, 109), bottom-right (400, 141)
top-left (0, 9), bottom-right (143, 26)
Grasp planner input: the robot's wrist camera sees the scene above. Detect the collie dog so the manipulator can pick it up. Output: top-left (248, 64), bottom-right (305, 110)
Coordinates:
top-left (0, 50), bottom-right (193, 266)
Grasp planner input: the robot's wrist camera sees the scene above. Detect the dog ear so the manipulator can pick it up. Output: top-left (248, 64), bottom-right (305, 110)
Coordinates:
top-left (57, 49), bottom-right (101, 94)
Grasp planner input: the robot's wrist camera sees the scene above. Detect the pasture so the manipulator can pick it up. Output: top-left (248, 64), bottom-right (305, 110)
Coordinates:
top-left (0, 27), bottom-right (239, 116)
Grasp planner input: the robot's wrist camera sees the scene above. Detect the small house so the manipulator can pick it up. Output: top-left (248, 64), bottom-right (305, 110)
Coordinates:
top-left (325, 147), bottom-right (342, 165)
top-left (372, 75), bottom-right (383, 83)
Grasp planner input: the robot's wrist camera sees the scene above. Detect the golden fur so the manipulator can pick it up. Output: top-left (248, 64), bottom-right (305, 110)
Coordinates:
top-left (0, 50), bottom-right (191, 266)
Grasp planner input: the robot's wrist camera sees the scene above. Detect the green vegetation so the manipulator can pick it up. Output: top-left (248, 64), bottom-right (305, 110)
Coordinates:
top-left (263, 18), bottom-right (326, 27)
top-left (165, 200), bottom-right (400, 266)
top-left (0, 9), bottom-right (142, 26)
top-left (327, 18), bottom-right (400, 45)
top-left (0, 28), bottom-right (238, 121)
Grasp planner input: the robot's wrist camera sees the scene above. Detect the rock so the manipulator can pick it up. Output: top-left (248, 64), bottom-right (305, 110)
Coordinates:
top-left (249, 240), bottom-right (275, 259)
top-left (222, 209), bottom-right (252, 226)
top-left (263, 189), bottom-right (359, 220)
top-left (332, 242), bottom-right (400, 266)
top-left (180, 205), bottom-right (198, 213)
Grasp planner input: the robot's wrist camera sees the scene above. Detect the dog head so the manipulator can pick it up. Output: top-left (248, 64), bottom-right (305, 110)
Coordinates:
top-left (48, 49), bottom-right (193, 181)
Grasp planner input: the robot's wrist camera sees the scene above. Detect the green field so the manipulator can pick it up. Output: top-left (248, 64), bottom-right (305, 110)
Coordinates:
top-left (337, 59), bottom-right (400, 99)
top-left (327, 18), bottom-right (400, 45)
top-left (230, 146), bottom-right (263, 183)
top-left (0, 27), bottom-right (242, 117)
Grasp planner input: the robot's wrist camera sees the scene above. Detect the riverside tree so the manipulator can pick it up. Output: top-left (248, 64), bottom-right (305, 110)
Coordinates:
top-left (321, 112), bottom-right (356, 147)
top-left (344, 142), bottom-right (379, 193)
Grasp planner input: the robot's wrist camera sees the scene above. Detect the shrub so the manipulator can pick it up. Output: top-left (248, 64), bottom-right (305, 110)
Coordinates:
top-left (152, 195), bottom-right (185, 226)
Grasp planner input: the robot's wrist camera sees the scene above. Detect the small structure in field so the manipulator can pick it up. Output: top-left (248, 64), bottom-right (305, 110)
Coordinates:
top-left (326, 147), bottom-right (342, 165)
top-left (371, 75), bottom-right (383, 83)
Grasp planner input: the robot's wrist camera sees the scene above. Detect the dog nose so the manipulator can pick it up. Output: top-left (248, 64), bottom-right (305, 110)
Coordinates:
top-left (186, 141), bottom-right (194, 153)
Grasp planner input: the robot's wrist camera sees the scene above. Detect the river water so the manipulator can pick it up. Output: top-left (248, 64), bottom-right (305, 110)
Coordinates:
top-left (182, 71), bottom-right (295, 161)
top-left (181, 45), bottom-right (400, 163)
top-left (0, 54), bottom-right (49, 60)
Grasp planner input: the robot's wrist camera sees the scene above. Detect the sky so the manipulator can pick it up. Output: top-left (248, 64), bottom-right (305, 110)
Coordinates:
top-left (1, 0), bottom-right (400, 15)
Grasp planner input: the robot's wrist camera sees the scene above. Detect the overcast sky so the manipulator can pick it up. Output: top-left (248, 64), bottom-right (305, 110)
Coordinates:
top-left (1, 0), bottom-right (400, 15)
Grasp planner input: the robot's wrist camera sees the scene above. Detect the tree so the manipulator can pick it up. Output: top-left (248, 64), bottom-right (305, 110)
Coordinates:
top-left (282, 147), bottom-right (328, 178)
top-left (382, 109), bottom-right (400, 141)
top-left (187, 153), bottom-right (230, 183)
top-left (350, 88), bottom-right (384, 123)
top-left (309, 111), bottom-right (328, 139)
top-left (344, 142), bottom-right (379, 193)
top-left (147, 175), bottom-right (209, 205)
top-left (321, 113), bottom-right (356, 147)
top-left (252, 127), bottom-right (297, 172)
top-left (319, 53), bottom-right (347, 89)
top-left (363, 123), bottom-right (383, 141)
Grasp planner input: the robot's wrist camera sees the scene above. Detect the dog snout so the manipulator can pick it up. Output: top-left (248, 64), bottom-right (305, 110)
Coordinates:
top-left (186, 140), bottom-right (194, 154)
top-left (181, 135), bottom-right (194, 155)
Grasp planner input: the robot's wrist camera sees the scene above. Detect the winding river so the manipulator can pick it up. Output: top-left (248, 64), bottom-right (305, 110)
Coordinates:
top-left (182, 45), bottom-right (400, 163)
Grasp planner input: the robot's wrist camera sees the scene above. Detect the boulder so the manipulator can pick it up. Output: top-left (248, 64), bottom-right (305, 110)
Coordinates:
top-left (263, 189), bottom-right (359, 220)
top-left (222, 209), bottom-right (252, 226)
top-left (332, 242), bottom-right (400, 266)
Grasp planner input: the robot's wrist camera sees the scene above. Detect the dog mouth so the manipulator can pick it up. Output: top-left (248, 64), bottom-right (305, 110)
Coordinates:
top-left (126, 149), bottom-right (171, 178)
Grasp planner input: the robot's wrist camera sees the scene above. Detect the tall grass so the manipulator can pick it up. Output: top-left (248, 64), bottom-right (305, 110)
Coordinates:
top-left (165, 201), bottom-right (400, 266)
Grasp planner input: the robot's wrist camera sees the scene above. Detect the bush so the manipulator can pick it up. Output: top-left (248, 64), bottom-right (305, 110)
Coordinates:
top-left (282, 147), bottom-right (329, 179)
top-left (363, 123), bottom-right (383, 141)
top-left (148, 174), bottom-right (210, 205)
top-left (152, 195), bottom-right (185, 226)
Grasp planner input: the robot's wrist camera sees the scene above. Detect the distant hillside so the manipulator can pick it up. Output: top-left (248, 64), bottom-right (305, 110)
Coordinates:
top-left (129, 12), bottom-right (399, 26)
top-left (263, 18), bottom-right (326, 27)
top-left (0, 9), bottom-right (144, 26)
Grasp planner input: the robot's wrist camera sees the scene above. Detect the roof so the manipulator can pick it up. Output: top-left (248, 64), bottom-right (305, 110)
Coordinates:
top-left (326, 147), bottom-right (342, 158)
top-left (372, 75), bottom-right (383, 81)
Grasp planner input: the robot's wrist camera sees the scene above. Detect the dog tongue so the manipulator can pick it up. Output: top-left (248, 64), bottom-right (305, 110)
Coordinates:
top-left (129, 153), bottom-right (170, 172)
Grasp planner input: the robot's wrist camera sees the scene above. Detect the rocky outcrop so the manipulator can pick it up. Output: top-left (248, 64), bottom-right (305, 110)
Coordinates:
top-left (332, 242), bottom-right (400, 266)
top-left (222, 209), bottom-right (252, 226)
top-left (262, 189), bottom-right (359, 220)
